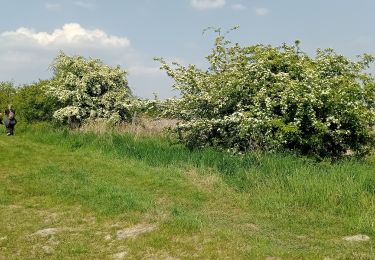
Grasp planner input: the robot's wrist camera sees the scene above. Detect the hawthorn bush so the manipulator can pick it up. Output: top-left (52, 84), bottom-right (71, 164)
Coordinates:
top-left (47, 52), bottom-right (135, 126)
top-left (157, 35), bottom-right (375, 159)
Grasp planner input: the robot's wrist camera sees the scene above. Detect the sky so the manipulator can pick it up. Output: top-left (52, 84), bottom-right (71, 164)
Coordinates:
top-left (0, 0), bottom-right (374, 98)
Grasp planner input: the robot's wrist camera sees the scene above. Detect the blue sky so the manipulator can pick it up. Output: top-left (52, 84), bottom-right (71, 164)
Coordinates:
top-left (1, 0), bottom-right (374, 98)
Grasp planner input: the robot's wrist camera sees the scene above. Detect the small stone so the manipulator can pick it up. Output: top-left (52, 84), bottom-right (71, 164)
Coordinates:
top-left (342, 234), bottom-right (370, 242)
top-left (104, 234), bottom-right (112, 241)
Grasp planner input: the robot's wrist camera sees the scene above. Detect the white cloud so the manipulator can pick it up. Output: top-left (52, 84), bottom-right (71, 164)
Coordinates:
top-left (191, 0), bottom-right (226, 10)
top-left (0, 23), bottom-right (131, 84)
top-left (45, 2), bottom-right (62, 11)
top-left (73, 1), bottom-right (95, 9)
top-left (1, 23), bottom-right (130, 49)
top-left (255, 8), bottom-right (270, 16)
top-left (0, 23), bottom-right (173, 98)
top-left (231, 4), bottom-right (247, 11)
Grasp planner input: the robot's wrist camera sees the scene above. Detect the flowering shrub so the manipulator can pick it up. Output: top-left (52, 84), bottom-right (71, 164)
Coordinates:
top-left (157, 35), bottom-right (375, 159)
top-left (47, 52), bottom-right (134, 126)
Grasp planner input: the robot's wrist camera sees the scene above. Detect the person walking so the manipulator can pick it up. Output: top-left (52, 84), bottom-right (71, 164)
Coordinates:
top-left (4, 105), bottom-right (17, 136)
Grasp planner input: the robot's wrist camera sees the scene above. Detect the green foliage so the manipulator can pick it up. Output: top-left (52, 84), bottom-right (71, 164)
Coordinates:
top-left (137, 97), bottom-right (172, 118)
top-left (0, 81), bottom-right (16, 112)
top-left (157, 34), bottom-right (375, 159)
top-left (47, 52), bottom-right (134, 126)
top-left (12, 80), bottom-right (61, 123)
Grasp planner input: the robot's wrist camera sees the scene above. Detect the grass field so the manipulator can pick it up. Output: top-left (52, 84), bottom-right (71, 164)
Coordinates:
top-left (0, 124), bottom-right (374, 259)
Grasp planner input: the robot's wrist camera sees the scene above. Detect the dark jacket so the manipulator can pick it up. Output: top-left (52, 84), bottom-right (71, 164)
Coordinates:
top-left (4, 109), bottom-right (16, 127)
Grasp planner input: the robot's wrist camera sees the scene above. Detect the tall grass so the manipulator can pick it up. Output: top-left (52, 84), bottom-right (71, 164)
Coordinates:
top-left (20, 122), bottom-right (260, 175)
top-left (20, 123), bottom-right (375, 228)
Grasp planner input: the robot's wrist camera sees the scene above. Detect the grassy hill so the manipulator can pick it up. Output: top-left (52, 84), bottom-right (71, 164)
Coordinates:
top-left (0, 124), bottom-right (374, 259)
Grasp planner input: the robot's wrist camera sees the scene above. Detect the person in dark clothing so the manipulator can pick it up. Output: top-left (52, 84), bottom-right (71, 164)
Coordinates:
top-left (4, 105), bottom-right (16, 136)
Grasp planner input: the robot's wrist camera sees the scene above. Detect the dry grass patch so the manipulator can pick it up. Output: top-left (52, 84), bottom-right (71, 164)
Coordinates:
top-left (78, 117), bottom-right (179, 137)
top-left (185, 169), bottom-right (222, 192)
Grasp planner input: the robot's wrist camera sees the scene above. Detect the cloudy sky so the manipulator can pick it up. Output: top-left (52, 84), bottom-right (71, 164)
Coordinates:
top-left (1, 0), bottom-right (374, 98)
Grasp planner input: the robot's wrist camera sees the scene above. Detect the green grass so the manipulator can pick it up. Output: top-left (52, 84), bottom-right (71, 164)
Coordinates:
top-left (0, 123), bottom-right (374, 259)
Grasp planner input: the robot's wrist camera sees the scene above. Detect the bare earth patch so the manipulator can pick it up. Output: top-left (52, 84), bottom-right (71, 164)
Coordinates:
top-left (32, 227), bottom-right (79, 237)
top-left (112, 251), bottom-right (128, 259)
top-left (116, 224), bottom-right (157, 240)
top-left (342, 234), bottom-right (370, 242)
top-left (32, 228), bottom-right (60, 237)
top-left (42, 245), bottom-right (54, 255)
